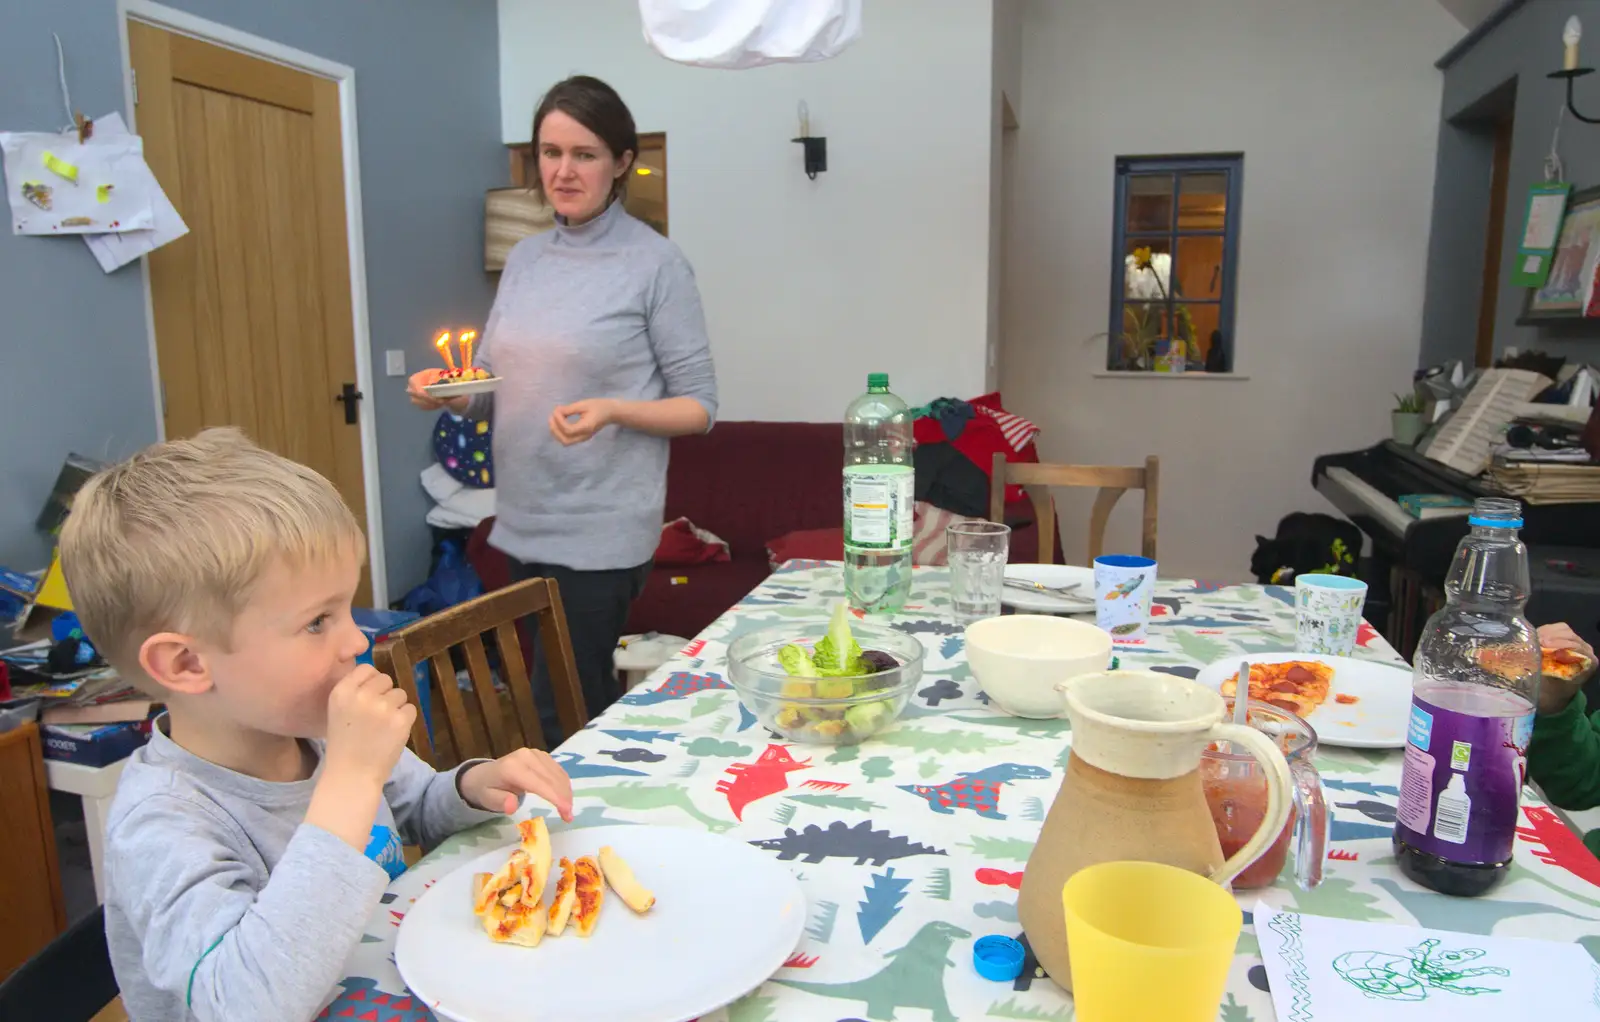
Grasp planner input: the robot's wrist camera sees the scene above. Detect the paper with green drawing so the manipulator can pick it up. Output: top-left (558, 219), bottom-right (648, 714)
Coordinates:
top-left (1254, 901), bottom-right (1600, 1020)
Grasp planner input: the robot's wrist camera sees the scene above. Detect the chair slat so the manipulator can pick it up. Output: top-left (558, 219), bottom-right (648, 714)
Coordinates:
top-left (495, 620), bottom-right (548, 751)
top-left (461, 635), bottom-right (511, 757)
top-left (430, 651), bottom-right (483, 763)
top-left (539, 582), bottom-right (589, 735)
top-left (373, 638), bottom-right (434, 763)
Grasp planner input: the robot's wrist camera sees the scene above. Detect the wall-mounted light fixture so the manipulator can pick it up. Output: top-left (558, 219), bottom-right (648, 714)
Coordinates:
top-left (1549, 16), bottom-right (1600, 124)
top-left (791, 100), bottom-right (827, 180)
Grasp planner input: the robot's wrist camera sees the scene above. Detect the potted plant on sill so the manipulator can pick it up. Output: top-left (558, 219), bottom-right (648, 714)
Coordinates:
top-left (1120, 247), bottom-right (1198, 373)
top-left (1392, 392), bottom-right (1425, 446)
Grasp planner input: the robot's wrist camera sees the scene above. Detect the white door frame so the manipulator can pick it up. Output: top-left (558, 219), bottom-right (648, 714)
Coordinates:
top-left (116, 0), bottom-right (389, 607)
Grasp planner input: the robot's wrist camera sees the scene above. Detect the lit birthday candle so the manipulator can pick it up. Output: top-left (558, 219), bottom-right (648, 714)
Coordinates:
top-left (459, 329), bottom-right (478, 370)
top-left (434, 330), bottom-right (456, 372)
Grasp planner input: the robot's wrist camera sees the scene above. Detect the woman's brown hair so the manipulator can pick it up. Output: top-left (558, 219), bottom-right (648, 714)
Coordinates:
top-left (530, 75), bottom-right (638, 205)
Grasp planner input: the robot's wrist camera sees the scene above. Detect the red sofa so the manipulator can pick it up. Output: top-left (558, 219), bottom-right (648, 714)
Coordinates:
top-left (466, 421), bottom-right (1044, 640)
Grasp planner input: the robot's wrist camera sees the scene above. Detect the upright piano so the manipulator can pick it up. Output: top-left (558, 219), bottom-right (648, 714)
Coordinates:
top-left (1312, 441), bottom-right (1600, 657)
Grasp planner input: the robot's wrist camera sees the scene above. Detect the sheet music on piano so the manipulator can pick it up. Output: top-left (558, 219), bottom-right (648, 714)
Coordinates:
top-left (1419, 368), bottom-right (1552, 477)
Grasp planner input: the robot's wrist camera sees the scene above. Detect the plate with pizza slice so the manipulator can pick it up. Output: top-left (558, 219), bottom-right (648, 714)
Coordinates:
top-left (1194, 652), bottom-right (1414, 748)
top-left (394, 821), bottom-right (805, 1022)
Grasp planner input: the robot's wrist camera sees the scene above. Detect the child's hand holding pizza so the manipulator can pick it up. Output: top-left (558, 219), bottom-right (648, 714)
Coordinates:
top-left (1536, 622), bottom-right (1597, 715)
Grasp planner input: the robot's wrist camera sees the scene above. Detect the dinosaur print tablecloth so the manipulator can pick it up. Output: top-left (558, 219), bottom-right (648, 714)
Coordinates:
top-left (321, 564), bottom-right (1600, 1022)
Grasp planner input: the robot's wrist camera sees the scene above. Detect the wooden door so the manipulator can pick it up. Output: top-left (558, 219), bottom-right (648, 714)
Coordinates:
top-left (129, 23), bottom-right (372, 603)
top-left (0, 723), bottom-right (66, 981)
top-left (1475, 113), bottom-right (1514, 368)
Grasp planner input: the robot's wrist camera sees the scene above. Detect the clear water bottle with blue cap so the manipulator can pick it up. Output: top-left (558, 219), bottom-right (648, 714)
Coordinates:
top-left (1393, 497), bottom-right (1538, 896)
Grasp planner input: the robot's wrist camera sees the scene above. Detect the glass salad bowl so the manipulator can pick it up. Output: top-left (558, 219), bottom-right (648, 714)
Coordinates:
top-left (725, 608), bottom-right (925, 745)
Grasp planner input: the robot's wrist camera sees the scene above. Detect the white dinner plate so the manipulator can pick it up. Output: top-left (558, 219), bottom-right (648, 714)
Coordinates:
top-left (1001, 563), bottom-right (1096, 614)
top-left (424, 376), bottom-right (501, 397)
top-left (395, 824), bottom-right (805, 1022)
top-left (1193, 652), bottom-right (1414, 749)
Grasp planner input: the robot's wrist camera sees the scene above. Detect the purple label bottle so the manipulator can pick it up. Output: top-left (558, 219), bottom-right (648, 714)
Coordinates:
top-left (1393, 497), bottom-right (1538, 897)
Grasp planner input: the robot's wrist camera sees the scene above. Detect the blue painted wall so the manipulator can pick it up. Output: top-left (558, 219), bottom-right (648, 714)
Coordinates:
top-left (0, 0), bottom-right (503, 601)
top-left (1422, 0), bottom-right (1600, 366)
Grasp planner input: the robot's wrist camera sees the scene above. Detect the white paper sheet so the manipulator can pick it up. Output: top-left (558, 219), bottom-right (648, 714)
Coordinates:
top-left (79, 113), bottom-right (189, 273)
top-left (1, 127), bottom-right (154, 235)
top-left (1254, 900), bottom-right (1600, 1020)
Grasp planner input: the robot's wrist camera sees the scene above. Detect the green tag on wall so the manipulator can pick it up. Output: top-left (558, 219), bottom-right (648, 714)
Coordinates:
top-left (1513, 182), bottom-right (1572, 287)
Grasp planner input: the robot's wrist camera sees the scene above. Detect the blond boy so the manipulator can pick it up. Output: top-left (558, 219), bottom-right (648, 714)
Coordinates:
top-left (60, 428), bottom-right (573, 1022)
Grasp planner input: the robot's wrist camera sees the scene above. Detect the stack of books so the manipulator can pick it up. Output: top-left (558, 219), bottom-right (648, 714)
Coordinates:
top-left (1, 642), bottom-right (155, 765)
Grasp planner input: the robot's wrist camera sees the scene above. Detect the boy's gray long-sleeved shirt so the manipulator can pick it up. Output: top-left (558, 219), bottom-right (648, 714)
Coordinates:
top-left (105, 719), bottom-right (497, 1021)
top-left (466, 199), bottom-right (718, 571)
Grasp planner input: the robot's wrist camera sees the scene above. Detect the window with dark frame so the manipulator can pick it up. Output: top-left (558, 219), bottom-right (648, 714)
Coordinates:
top-left (1108, 154), bottom-right (1243, 372)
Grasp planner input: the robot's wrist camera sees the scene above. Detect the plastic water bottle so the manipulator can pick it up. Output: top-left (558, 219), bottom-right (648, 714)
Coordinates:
top-left (843, 373), bottom-right (915, 613)
top-left (1393, 497), bottom-right (1538, 897)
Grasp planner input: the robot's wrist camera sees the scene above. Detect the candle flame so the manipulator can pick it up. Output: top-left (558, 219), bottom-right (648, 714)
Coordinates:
top-left (459, 329), bottom-right (478, 370)
top-left (434, 330), bottom-right (456, 371)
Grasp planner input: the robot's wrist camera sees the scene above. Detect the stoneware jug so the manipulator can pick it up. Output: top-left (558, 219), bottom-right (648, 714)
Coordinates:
top-left (1016, 670), bottom-right (1292, 991)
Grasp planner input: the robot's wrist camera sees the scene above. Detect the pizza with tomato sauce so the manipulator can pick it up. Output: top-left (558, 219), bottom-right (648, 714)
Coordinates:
top-left (1220, 660), bottom-right (1336, 717)
top-left (1543, 645), bottom-right (1595, 681)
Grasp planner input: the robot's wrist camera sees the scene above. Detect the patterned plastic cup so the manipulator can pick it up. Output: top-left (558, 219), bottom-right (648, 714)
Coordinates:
top-left (1093, 555), bottom-right (1157, 641)
top-left (1294, 574), bottom-right (1368, 655)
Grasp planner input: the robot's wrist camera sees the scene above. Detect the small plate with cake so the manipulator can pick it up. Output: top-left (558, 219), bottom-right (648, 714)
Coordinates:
top-left (424, 366), bottom-right (501, 398)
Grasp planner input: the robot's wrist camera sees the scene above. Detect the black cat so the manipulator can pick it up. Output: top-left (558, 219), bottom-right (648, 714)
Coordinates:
top-left (1251, 512), bottom-right (1362, 585)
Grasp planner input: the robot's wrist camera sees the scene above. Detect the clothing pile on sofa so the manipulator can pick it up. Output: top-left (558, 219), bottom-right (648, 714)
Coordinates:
top-left (908, 392), bottom-right (1042, 546)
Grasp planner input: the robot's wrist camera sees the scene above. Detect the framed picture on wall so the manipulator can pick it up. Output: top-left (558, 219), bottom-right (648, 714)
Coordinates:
top-left (1520, 185), bottom-right (1600, 322)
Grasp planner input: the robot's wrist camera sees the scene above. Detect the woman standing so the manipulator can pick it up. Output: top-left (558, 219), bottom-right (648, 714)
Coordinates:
top-left (408, 75), bottom-right (717, 743)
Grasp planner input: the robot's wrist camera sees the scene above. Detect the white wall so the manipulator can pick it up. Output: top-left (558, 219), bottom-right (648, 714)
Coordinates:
top-left (987, 0), bottom-right (1023, 391)
top-left (499, 0), bottom-right (994, 421)
top-left (1002, 0), bottom-right (1462, 580)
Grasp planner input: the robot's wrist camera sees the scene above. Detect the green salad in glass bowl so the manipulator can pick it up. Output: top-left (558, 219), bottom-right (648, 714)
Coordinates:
top-left (726, 603), bottom-right (926, 745)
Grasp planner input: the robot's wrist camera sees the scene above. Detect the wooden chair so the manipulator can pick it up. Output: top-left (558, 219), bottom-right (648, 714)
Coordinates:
top-left (990, 454), bottom-right (1160, 565)
top-left (373, 577), bottom-right (586, 768)
top-left (0, 906), bottom-right (119, 1021)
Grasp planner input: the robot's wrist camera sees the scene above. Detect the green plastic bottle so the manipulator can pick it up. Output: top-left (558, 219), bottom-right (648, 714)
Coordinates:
top-left (843, 373), bottom-right (915, 613)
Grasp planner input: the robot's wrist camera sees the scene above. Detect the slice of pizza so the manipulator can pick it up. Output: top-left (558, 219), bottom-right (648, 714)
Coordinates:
top-left (1544, 645), bottom-right (1595, 680)
top-left (472, 872), bottom-right (495, 914)
top-left (547, 857), bottom-right (577, 935)
top-left (598, 846), bottom-right (655, 914)
top-left (517, 816), bottom-right (553, 908)
top-left (1220, 661), bottom-right (1334, 716)
top-left (482, 892), bottom-right (547, 946)
top-left (572, 856), bottom-right (605, 937)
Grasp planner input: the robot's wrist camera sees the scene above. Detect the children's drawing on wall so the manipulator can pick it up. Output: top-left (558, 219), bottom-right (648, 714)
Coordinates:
top-left (1, 129), bottom-right (155, 235)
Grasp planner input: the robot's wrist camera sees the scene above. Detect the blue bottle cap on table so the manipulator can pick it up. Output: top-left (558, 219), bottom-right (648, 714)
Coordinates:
top-left (973, 934), bottom-right (1024, 981)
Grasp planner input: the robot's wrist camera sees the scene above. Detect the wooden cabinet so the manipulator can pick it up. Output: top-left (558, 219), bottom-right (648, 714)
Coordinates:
top-left (0, 722), bottom-right (67, 980)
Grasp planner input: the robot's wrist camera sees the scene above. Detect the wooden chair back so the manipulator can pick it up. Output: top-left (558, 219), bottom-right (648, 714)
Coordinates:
top-left (990, 454), bottom-right (1160, 564)
top-left (372, 577), bottom-right (585, 768)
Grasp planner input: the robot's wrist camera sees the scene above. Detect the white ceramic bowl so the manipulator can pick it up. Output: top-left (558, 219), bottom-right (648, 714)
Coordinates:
top-left (965, 615), bottom-right (1115, 718)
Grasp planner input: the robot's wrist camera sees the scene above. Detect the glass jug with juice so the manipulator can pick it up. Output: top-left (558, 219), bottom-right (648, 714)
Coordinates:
top-left (1201, 697), bottom-right (1328, 889)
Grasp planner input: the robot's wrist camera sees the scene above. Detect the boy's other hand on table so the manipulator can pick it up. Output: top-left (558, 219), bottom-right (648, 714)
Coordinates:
top-left (461, 748), bottom-right (575, 821)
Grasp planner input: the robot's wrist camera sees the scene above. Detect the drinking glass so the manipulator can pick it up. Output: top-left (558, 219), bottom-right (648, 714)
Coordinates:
top-left (947, 521), bottom-right (1010, 624)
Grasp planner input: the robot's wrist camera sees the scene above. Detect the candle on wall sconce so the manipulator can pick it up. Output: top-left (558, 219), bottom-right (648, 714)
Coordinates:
top-left (1549, 16), bottom-right (1600, 124)
top-left (791, 99), bottom-right (827, 180)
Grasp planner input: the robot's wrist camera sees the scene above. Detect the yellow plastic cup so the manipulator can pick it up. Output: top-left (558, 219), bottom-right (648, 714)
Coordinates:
top-left (1061, 861), bottom-right (1241, 1022)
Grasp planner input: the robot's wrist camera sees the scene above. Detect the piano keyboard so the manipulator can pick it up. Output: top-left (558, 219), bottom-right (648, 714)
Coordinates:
top-left (1322, 467), bottom-right (1416, 538)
